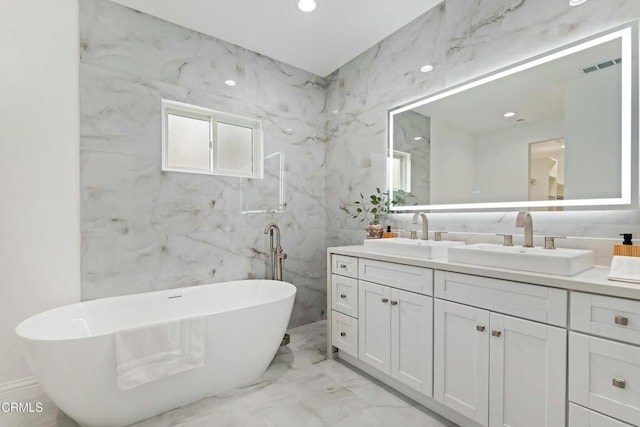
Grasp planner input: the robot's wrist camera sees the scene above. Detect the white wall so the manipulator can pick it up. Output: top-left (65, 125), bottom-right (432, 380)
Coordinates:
top-left (474, 118), bottom-right (564, 202)
top-left (565, 66), bottom-right (621, 199)
top-left (0, 0), bottom-right (80, 399)
top-left (430, 119), bottom-right (476, 204)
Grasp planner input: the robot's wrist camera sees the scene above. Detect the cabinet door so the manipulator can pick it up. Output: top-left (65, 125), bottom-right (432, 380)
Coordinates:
top-left (358, 281), bottom-right (391, 374)
top-left (434, 300), bottom-right (490, 426)
top-left (489, 313), bottom-right (566, 427)
top-left (390, 289), bottom-right (433, 396)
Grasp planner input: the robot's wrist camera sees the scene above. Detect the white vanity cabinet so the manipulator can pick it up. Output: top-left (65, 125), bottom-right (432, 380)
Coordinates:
top-left (327, 247), bottom-right (640, 427)
top-left (434, 272), bottom-right (567, 427)
top-left (358, 259), bottom-right (433, 396)
top-left (330, 255), bottom-right (359, 358)
top-left (359, 280), bottom-right (433, 395)
top-left (569, 292), bottom-right (640, 426)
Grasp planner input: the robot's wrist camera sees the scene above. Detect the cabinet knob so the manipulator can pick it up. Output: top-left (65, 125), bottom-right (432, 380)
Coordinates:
top-left (615, 316), bottom-right (629, 326)
top-left (381, 298), bottom-right (389, 303)
top-left (612, 378), bottom-right (626, 389)
top-left (491, 330), bottom-right (502, 337)
top-left (339, 263), bottom-right (347, 269)
top-left (390, 301), bottom-right (398, 305)
top-left (340, 331), bottom-right (346, 337)
top-left (340, 294), bottom-right (347, 299)
top-left (476, 325), bottom-right (486, 332)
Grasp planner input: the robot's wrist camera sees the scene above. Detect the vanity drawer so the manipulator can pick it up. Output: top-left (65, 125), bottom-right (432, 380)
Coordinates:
top-left (332, 310), bottom-right (358, 358)
top-left (434, 271), bottom-right (567, 326)
top-left (569, 332), bottom-right (640, 426)
top-left (358, 258), bottom-right (433, 295)
top-left (331, 274), bottom-right (358, 317)
top-left (569, 404), bottom-right (634, 427)
top-left (571, 292), bottom-right (640, 346)
top-left (332, 255), bottom-right (358, 278)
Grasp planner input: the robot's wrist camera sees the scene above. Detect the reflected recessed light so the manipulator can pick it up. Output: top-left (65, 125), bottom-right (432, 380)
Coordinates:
top-left (569, 0), bottom-right (587, 6)
top-left (225, 80), bottom-right (236, 86)
top-left (562, 145), bottom-right (566, 149)
top-left (413, 137), bottom-right (423, 141)
top-left (420, 64), bottom-right (434, 73)
top-left (297, 0), bottom-right (317, 12)
top-left (503, 111), bottom-right (516, 118)
top-left (331, 109), bottom-right (339, 115)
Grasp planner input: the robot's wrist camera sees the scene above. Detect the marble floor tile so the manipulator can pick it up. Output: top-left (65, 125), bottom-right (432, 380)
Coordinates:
top-left (1, 320), bottom-right (456, 427)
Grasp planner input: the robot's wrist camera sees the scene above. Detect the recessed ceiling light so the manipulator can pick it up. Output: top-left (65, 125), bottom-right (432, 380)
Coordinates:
top-left (569, 0), bottom-right (587, 6)
top-left (503, 111), bottom-right (516, 118)
top-left (413, 137), bottom-right (423, 141)
top-left (420, 65), bottom-right (434, 73)
top-left (331, 109), bottom-right (339, 115)
top-left (297, 0), bottom-right (317, 12)
top-left (225, 80), bottom-right (236, 86)
top-left (562, 145), bottom-right (566, 149)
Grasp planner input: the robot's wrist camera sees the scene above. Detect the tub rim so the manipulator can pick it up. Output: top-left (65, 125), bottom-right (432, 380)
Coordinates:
top-left (15, 279), bottom-right (296, 342)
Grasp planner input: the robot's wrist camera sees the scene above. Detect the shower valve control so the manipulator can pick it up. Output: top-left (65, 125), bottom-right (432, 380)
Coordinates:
top-left (340, 294), bottom-right (347, 299)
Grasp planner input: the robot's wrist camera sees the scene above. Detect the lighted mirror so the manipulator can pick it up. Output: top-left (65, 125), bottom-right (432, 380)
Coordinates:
top-left (162, 100), bottom-right (263, 179)
top-left (388, 22), bottom-right (637, 211)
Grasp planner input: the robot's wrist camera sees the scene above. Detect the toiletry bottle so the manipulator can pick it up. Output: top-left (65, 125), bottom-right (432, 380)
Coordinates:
top-left (383, 226), bottom-right (395, 238)
top-left (613, 233), bottom-right (640, 257)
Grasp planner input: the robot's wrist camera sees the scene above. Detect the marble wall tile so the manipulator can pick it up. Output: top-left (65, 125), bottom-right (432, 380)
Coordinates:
top-left (325, 0), bottom-right (640, 252)
top-left (80, 0), bottom-right (327, 327)
top-left (82, 0), bottom-right (640, 327)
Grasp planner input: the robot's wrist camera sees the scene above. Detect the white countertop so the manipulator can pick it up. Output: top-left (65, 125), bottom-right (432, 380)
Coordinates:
top-left (328, 245), bottom-right (640, 301)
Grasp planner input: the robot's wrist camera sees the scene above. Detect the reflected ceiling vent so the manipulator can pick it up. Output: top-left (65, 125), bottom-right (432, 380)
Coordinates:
top-left (581, 57), bottom-right (622, 74)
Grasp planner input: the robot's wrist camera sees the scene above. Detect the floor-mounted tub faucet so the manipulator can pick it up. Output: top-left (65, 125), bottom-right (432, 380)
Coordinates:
top-left (264, 223), bottom-right (287, 281)
top-left (412, 212), bottom-right (429, 240)
top-left (516, 211), bottom-right (534, 248)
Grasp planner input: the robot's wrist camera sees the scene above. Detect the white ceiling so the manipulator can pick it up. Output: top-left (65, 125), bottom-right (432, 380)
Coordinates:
top-left (110, 0), bottom-right (443, 77)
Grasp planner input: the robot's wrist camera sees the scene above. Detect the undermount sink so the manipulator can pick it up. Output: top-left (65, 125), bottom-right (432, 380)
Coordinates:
top-left (363, 238), bottom-right (465, 259)
top-left (447, 243), bottom-right (594, 276)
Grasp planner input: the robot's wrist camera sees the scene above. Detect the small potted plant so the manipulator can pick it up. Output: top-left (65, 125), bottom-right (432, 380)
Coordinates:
top-left (352, 188), bottom-right (408, 239)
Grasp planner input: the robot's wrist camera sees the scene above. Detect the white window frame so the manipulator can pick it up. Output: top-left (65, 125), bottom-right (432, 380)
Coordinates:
top-left (387, 150), bottom-right (412, 193)
top-left (161, 99), bottom-right (264, 179)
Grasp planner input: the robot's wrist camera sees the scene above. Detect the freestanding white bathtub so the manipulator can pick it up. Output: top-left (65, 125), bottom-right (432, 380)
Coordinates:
top-left (15, 279), bottom-right (296, 427)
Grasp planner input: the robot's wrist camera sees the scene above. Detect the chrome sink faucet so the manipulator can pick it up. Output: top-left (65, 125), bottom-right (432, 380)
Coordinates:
top-left (516, 211), bottom-right (534, 248)
top-left (412, 212), bottom-right (429, 240)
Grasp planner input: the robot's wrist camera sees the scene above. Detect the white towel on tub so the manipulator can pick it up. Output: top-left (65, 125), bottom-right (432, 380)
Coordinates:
top-left (114, 316), bottom-right (205, 390)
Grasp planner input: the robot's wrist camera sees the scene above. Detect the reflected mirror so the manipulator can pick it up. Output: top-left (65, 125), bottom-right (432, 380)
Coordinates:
top-left (388, 22), bottom-right (637, 211)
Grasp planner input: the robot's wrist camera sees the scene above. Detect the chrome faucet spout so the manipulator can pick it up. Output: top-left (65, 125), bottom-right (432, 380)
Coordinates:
top-left (412, 212), bottom-right (429, 240)
top-left (516, 211), bottom-right (534, 248)
top-left (264, 223), bottom-right (281, 248)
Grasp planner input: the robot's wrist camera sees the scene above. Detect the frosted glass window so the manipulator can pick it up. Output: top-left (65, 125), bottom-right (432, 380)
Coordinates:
top-left (216, 122), bottom-right (253, 174)
top-left (162, 99), bottom-right (263, 179)
top-left (166, 114), bottom-right (210, 172)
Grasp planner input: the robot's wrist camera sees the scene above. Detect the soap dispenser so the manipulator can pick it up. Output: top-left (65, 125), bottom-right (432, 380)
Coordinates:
top-left (614, 233), bottom-right (640, 257)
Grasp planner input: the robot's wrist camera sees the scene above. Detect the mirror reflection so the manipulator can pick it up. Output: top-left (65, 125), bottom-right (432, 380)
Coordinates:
top-left (389, 24), bottom-right (634, 211)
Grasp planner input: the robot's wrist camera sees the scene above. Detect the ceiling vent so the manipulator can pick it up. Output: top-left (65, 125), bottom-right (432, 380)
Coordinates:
top-left (581, 57), bottom-right (622, 74)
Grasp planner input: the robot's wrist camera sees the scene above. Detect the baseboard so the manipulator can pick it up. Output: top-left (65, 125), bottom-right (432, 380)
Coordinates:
top-left (0, 377), bottom-right (44, 402)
